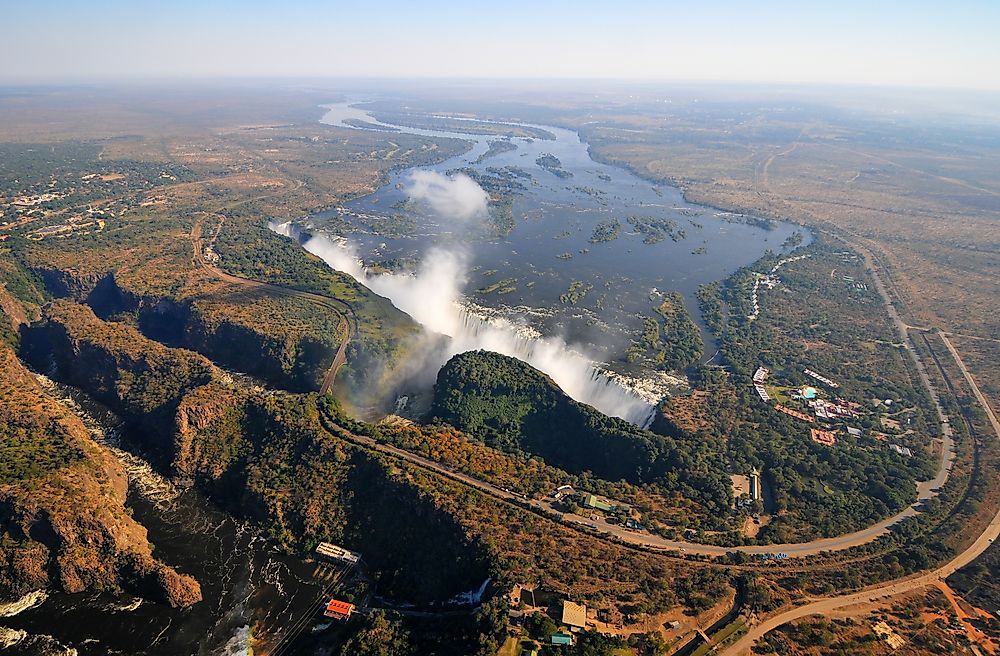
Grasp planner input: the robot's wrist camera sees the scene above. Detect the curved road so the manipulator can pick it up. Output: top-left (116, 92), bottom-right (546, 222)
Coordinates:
top-left (191, 218), bottom-right (354, 393)
top-left (720, 240), bottom-right (1000, 655)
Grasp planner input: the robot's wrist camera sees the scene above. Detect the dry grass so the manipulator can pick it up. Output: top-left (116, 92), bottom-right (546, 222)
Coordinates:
top-left (580, 112), bottom-right (1000, 422)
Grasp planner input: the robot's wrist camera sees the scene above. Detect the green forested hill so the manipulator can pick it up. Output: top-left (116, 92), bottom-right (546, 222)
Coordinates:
top-left (431, 350), bottom-right (730, 511)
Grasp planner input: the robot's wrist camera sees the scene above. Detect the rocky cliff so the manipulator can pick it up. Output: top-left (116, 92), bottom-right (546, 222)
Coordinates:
top-left (174, 388), bottom-right (493, 603)
top-left (25, 303), bottom-right (491, 603)
top-left (22, 300), bottom-right (218, 465)
top-left (82, 271), bottom-right (342, 392)
top-left (0, 347), bottom-right (201, 607)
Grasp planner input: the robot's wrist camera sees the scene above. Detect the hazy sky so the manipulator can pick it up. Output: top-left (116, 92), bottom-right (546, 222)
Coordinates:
top-left (4, 0), bottom-right (1000, 89)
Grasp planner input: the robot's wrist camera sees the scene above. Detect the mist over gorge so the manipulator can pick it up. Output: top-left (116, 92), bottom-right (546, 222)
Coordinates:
top-left (269, 168), bottom-right (658, 426)
top-left (273, 222), bottom-right (657, 425)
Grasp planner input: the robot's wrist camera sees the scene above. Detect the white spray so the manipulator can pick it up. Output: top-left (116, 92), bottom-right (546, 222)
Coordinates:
top-left (270, 172), bottom-right (657, 426)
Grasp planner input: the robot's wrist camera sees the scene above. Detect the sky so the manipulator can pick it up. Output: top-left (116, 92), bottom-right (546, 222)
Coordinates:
top-left (4, 0), bottom-right (1000, 90)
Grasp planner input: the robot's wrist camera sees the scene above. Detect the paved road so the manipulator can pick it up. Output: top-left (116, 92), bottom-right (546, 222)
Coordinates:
top-left (322, 406), bottom-right (955, 560)
top-left (300, 228), bottom-right (961, 561)
top-left (720, 241), bottom-right (998, 655)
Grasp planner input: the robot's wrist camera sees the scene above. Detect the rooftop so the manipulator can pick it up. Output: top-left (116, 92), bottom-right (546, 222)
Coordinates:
top-left (561, 600), bottom-right (587, 628)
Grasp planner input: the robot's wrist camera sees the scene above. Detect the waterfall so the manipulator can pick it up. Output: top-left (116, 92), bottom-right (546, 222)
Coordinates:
top-left (269, 221), bottom-right (658, 427)
top-left (447, 577), bottom-right (492, 606)
top-left (453, 306), bottom-right (657, 426)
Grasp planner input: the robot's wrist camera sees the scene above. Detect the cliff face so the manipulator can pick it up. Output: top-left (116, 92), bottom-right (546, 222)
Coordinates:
top-left (22, 300), bottom-right (219, 463)
top-left (182, 308), bottom-right (335, 392)
top-left (33, 267), bottom-right (106, 301)
top-left (0, 348), bottom-right (201, 607)
top-left (27, 303), bottom-right (491, 604)
top-left (85, 272), bottom-right (340, 392)
top-left (174, 388), bottom-right (493, 603)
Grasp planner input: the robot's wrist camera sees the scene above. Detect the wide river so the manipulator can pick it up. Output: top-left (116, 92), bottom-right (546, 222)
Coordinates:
top-left (294, 102), bottom-right (809, 420)
top-left (0, 379), bottom-right (327, 656)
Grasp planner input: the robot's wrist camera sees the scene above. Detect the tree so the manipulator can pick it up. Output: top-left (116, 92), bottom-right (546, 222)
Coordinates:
top-left (338, 611), bottom-right (410, 656)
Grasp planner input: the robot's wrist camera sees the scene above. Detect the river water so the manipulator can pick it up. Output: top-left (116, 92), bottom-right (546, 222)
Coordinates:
top-left (289, 102), bottom-right (809, 422)
top-left (0, 378), bottom-right (326, 656)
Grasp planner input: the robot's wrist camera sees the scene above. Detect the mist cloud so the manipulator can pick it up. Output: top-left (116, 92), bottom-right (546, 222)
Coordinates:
top-left (276, 223), bottom-right (655, 425)
top-left (406, 170), bottom-right (489, 221)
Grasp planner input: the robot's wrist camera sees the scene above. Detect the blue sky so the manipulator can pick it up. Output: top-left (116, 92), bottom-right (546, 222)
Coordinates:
top-left (4, 0), bottom-right (1000, 89)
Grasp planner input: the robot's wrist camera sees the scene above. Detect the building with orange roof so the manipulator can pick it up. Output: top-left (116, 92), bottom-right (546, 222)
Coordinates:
top-left (324, 599), bottom-right (355, 620)
top-left (810, 428), bottom-right (837, 447)
top-left (775, 404), bottom-right (814, 423)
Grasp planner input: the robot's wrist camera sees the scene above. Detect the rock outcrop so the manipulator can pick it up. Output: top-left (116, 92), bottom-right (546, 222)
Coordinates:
top-left (0, 347), bottom-right (201, 607)
top-left (23, 300), bottom-right (492, 604)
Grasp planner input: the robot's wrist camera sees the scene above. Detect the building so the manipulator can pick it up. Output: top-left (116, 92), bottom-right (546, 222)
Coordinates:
top-left (749, 468), bottom-right (761, 501)
top-left (581, 494), bottom-right (613, 512)
top-left (550, 632), bottom-right (574, 646)
top-left (561, 600), bottom-right (588, 631)
top-left (845, 426), bottom-right (863, 437)
top-left (752, 366), bottom-right (769, 383)
top-left (810, 428), bottom-right (837, 447)
top-left (804, 368), bottom-right (839, 388)
top-left (873, 621), bottom-right (906, 649)
top-left (552, 484), bottom-right (575, 501)
top-left (775, 404), bottom-right (814, 423)
top-left (323, 599), bottom-right (355, 620)
top-left (889, 444), bottom-right (913, 457)
top-left (754, 384), bottom-right (771, 402)
top-left (881, 416), bottom-right (902, 431)
top-left (315, 542), bottom-right (361, 565)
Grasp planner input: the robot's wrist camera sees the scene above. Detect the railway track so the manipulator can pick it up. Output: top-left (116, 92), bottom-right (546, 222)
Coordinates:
top-left (191, 216), bottom-right (356, 393)
top-left (720, 239), bottom-right (1000, 655)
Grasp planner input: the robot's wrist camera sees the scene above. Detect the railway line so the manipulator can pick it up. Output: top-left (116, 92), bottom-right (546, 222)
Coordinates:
top-left (189, 197), bottom-right (998, 653)
top-left (191, 216), bottom-right (356, 394)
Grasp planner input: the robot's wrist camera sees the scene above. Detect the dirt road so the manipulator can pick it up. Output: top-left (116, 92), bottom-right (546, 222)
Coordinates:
top-left (191, 218), bottom-right (354, 392)
top-left (720, 247), bottom-right (1000, 655)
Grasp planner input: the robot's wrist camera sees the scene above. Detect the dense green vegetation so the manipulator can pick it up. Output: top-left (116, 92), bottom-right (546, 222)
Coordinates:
top-left (626, 292), bottom-right (703, 371)
top-left (559, 280), bottom-right (593, 305)
top-left (671, 239), bottom-right (939, 542)
top-left (589, 218), bottom-right (622, 243)
top-left (472, 139), bottom-right (518, 164)
top-left (536, 153), bottom-right (572, 178)
top-left (213, 210), bottom-right (419, 394)
top-left (0, 350), bottom-right (84, 485)
top-left (626, 215), bottom-right (686, 243)
top-left (432, 350), bottom-right (731, 515)
top-left (452, 166), bottom-right (529, 236)
top-left (313, 599), bottom-right (507, 656)
top-left (0, 249), bottom-right (47, 308)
